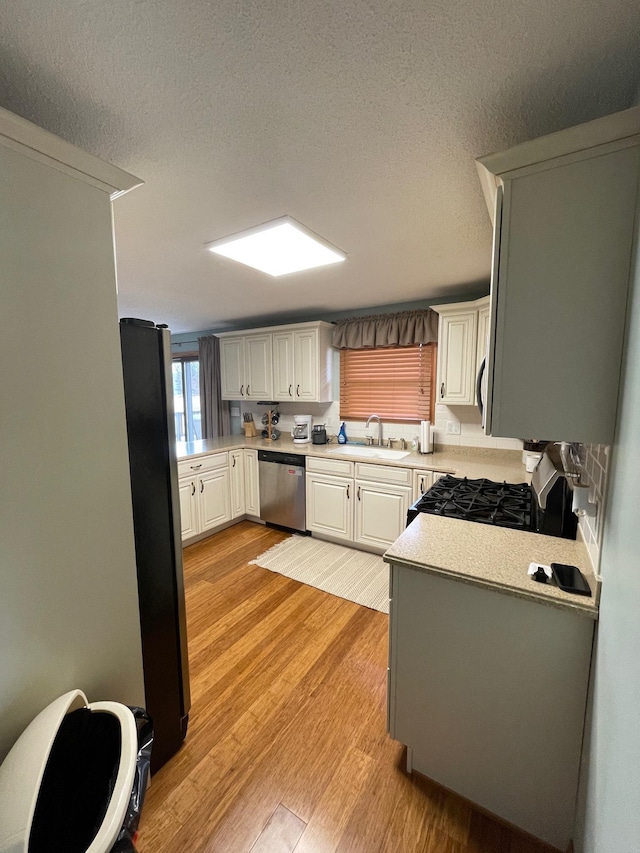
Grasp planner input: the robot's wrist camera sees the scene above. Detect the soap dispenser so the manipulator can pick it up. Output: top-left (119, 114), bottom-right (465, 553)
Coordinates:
top-left (338, 422), bottom-right (348, 444)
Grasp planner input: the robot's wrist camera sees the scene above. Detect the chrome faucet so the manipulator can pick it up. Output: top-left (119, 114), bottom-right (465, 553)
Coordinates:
top-left (365, 414), bottom-right (383, 446)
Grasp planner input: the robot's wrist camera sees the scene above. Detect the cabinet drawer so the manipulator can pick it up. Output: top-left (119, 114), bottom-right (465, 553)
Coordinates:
top-left (355, 462), bottom-right (412, 486)
top-left (178, 452), bottom-right (228, 478)
top-left (307, 456), bottom-right (354, 477)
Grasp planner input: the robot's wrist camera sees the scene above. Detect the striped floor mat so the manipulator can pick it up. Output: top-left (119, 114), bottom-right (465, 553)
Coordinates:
top-left (250, 535), bottom-right (389, 614)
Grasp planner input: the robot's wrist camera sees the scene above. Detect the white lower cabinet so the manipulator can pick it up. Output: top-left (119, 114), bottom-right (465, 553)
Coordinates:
top-left (413, 470), bottom-right (433, 500)
top-left (178, 449), bottom-right (263, 542)
top-left (178, 452), bottom-right (231, 541)
top-left (229, 450), bottom-right (245, 519)
top-left (412, 468), bottom-right (449, 500)
top-left (198, 468), bottom-right (231, 532)
top-left (306, 472), bottom-right (353, 542)
top-left (178, 478), bottom-right (199, 539)
top-left (354, 481), bottom-right (412, 550)
top-left (306, 458), bottom-right (414, 553)
top-left (243, 449), bottom-right (260, 517)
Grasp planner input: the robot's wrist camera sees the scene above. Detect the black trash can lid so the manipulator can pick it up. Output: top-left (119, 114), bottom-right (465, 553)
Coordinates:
top-left (0, 689), bottom-right (137, 853)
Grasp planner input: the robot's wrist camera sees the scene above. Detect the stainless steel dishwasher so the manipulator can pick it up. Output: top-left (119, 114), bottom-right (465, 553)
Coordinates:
top-left (258, 450), bottom-right (306, 532)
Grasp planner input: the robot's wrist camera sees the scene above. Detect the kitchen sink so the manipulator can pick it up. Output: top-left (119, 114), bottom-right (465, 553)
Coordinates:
top-left (326, 445), bottom-right (410, 461)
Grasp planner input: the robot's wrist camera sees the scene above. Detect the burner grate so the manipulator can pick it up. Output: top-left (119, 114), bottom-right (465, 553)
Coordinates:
top-left (411, 475), bottom-right (533, 530)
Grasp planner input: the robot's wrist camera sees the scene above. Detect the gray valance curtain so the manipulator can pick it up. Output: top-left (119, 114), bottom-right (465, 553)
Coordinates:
top-left (198, 335), bottom-right (231, 439)
top-left (332, 309), bottom-right (438, 349)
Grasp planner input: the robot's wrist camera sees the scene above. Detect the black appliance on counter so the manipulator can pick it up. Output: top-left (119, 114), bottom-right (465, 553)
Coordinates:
top-left (407, 444), bottom-right (578, 539)
top-left (120, 318), bottom-right (191, 773)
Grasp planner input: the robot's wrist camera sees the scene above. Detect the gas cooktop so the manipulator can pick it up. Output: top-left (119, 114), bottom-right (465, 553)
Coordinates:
top-left (407, 475), bottom-right (533, 530)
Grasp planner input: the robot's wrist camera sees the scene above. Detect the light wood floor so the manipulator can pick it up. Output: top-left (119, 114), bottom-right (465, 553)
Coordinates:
top-left (136, 522), bottom-right (554, 853)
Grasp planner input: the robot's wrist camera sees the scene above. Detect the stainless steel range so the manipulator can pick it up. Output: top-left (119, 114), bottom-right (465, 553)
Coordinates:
top-left (407, 445), bottom-right (578, 539)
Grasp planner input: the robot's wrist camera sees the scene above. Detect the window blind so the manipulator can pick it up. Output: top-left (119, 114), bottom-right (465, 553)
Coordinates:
top-left (339, 344), bottom-right (436, 422)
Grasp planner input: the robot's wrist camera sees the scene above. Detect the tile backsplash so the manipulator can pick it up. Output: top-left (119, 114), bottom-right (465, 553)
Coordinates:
top-left (239, 400), bottom-right (522, 450)
top-left (575, 443), bottom-right (610, 574)
top-left (432, 403), bottom-right (523, 451)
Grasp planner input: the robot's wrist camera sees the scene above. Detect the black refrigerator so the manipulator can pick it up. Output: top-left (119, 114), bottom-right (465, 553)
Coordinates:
top-left (119, 318), bottom-right (191, 773)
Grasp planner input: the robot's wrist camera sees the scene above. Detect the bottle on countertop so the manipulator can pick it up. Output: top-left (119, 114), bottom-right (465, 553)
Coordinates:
top-left (338, 422), bottom-right (348, 444)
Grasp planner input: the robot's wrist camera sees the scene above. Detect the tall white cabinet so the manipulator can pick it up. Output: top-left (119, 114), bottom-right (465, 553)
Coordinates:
top-left (0, 107), bottom-right (145, 760)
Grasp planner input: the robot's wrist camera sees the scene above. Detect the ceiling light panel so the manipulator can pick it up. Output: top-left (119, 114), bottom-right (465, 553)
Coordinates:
top-left (206, 216), bottom-right (346, 276)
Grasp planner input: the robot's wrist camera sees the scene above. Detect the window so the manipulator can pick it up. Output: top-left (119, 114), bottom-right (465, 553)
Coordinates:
top-left (339, 344), bottom-right (436, 422)
top-left (172, 355), bottom-right (201, 442)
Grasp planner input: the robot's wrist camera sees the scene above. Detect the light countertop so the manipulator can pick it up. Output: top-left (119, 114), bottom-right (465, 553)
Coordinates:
top-left (384, 513), bottom-right (599, 619)
top-left (177, 436), bottom-right (529, 484)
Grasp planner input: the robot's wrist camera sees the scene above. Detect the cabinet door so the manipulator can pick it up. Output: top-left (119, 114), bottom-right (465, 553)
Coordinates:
top-left (229, 450), bottom-right (245, 518)
top-left (272, 331), bottom-right (295, 401)
top-left (354, 481), bottom-right (412, 550)
top-left (488, 147), bottom-right (640, 443)
top-left (294, 328), bottom-right (318, 402)
top-left (198, 468), bottom-right (231, 531)
top-left (413, 470), bottom-right (434, 501)
top-left (243, 449), bottom-right (260, 517)
top-left (220, 337), bottom-right (245, 400)
top-left (306, 473), bottom-right (353, 541)
top-left (178, 478), bottom-right (199, 539)
top-left (438, 311), bottom-right (478, 405)
top-left (245, 334), bottom-right (273, 400)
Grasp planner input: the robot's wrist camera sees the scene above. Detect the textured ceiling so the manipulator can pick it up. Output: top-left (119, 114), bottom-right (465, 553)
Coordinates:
top-left (1, 1), bottom-right (639, 333)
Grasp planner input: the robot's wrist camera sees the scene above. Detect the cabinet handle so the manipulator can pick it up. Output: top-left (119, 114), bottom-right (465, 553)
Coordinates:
top-left (191, 483), bottom-right (195, 496)
top-left (190, 463), bottom-right (202, 470)
top-left (357, 485), bottom-right (361, 500)
top-left (419, 477), bottom-right (424, 492)
top-left (440, 382), bottom-right (445, 398)
top-left (476, 356), bottom-right (486, 421)
top-left (296, 384), bottom-right (300, 396)
top-left (240, 384), bottom-right (244, 397)
top-left (346, 484), bottom-right (350, 499)
top-left (232, 456), bottom-right (236, 467)
top-left (247, 385), bottom-right (250, 396)
top-left (288, 384), bottom-right (292, 397)
top-left (200, 481), bottom-right (204, 493)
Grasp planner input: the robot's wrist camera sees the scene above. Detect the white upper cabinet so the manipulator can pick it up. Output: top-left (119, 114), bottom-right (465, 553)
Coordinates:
top-left (477, 106), bottom-right (640, 444)
top-left (220, 334), bottom-right (273, 400)
top-left (220, 337), bottom-right (245, 399)
top-left (272, 331), bottom-right (295, 400)
top-left (294, 328), bottom-right (317, 401)
top-left (432, 297), bottom-right (489, 407)
top-left (220, 321), bottom-right (333, 403)
top-left (244, 334), bottom-right (273, 400)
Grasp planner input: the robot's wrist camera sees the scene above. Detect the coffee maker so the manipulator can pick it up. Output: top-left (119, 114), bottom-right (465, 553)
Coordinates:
top-left (291, 414), bottom-right (313, 444)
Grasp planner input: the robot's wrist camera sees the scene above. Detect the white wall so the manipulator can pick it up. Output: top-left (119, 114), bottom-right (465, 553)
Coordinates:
top-left (0, 142), bottom-right (145, 759)
top-left (575, 209), bottom-right (640, 850)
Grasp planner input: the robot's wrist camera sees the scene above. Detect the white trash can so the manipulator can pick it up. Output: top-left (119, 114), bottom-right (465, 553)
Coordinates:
top-left (0, 690), bottom-right (152, 853)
